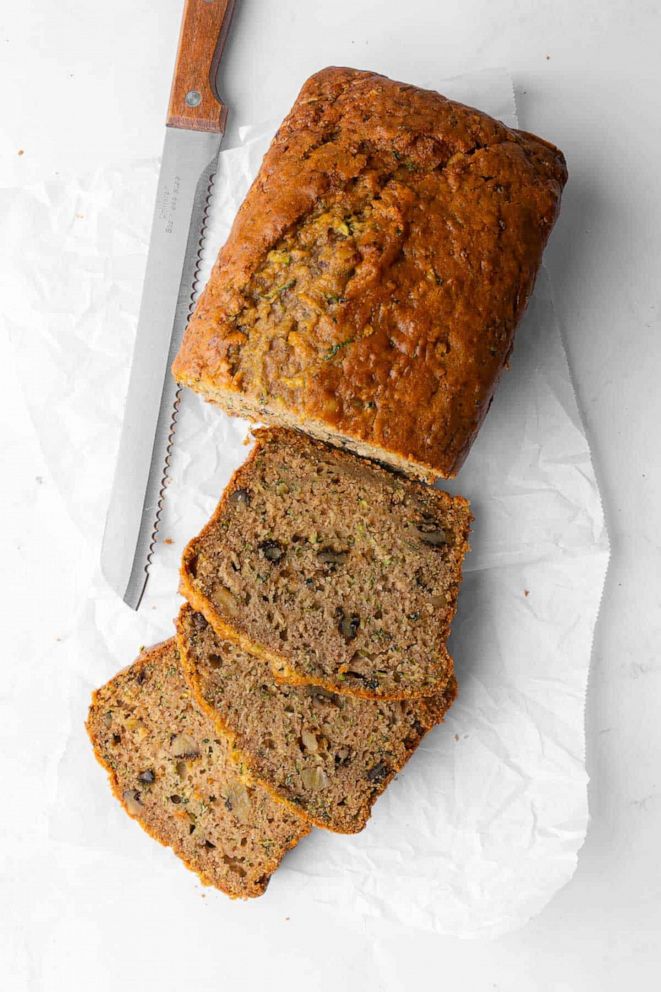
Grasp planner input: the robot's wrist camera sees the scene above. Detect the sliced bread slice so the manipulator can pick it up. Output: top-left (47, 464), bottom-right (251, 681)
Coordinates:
top-left (180, 428), bottom-right (471, 699)
top-left (86, 639), bottom-right (309, 898)
top-left (177, 605), bottom-right (458, 834)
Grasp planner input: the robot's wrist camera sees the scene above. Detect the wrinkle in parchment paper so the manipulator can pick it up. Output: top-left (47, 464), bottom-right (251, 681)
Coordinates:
top-left (2, 69), bottom-right (609, 938)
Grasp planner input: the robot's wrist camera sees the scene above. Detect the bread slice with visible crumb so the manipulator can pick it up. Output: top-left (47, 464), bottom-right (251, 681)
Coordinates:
top-left (180, 428), bottom-right (471, 700)
top-left (86, 639), bottom-right (309, 899)
top-left (177, 605), bottom-right (458, 834)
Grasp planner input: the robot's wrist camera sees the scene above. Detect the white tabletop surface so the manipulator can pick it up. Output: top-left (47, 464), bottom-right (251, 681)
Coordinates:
top-left (2, 1), bottom-right (660, 988)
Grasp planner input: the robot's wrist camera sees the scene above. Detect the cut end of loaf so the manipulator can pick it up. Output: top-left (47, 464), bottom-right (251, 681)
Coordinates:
top-left (176, 377), bottom-right (449, 483)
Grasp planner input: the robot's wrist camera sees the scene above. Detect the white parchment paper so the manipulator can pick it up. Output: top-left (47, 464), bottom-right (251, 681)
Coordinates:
top-left (3, 69), bottom-right (609, 937)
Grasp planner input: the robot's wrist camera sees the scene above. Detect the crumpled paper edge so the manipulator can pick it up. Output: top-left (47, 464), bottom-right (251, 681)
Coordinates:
top-left (0, 68), bottom-right (605, 932)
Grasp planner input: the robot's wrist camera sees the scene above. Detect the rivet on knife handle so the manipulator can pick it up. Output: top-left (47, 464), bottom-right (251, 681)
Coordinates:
top-left (101, 0), bottom-right (236, 609)
top-left (167, 0), bottom-right (236, 133)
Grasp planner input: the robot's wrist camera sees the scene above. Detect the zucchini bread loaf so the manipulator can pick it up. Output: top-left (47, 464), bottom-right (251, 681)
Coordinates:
top-left (173, 66), bottom-right (567, 480)
top-left (180, 428), bottom-right (471, 700)
top-left (177, 605), bottom-right (457, 833)
top-left (87, 640), bottom-right (309, 898)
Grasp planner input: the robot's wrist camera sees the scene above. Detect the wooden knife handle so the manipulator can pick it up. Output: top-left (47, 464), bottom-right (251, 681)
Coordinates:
top-left (167, 0), bottom-right (236, 132)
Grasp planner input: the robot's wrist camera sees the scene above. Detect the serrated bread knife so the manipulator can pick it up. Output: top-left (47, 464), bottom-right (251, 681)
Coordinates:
top-left (101, 0), bottom-right (236, 609)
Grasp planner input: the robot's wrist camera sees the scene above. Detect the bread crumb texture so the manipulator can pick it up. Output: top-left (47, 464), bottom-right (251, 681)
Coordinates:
top-left (180, 429), bottom-right (471, 699)
top-left (178, 604), bottom-right (458, 833)
top-left (86, 640), bottom-right (309, 898)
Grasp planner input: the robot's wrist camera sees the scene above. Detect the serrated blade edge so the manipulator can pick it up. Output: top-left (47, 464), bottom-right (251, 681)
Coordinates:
top-left (142, 164), bottom-right (218, 593)
top-left (101, 128), bottom-right (222, 609)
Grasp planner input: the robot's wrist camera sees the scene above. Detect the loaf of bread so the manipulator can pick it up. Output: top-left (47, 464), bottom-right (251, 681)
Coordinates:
top-left (180, 428), bottom-right (471, 699)
top-left (86, 640), bottom-right (309, 898)
top-left (177, 605), bottom-right (457, 833)
top-left (173, 66), bottom-right (567, 480)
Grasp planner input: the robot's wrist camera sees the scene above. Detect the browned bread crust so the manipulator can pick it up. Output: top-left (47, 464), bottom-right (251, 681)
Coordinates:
top-left (86, 640), bottom-right (309, 898)
top-left (173, 66), bottom-right (567, 479)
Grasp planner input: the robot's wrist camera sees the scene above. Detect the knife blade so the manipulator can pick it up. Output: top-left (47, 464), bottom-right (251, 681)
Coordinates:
top-left (101, 0), bottom-right (236, 609)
